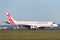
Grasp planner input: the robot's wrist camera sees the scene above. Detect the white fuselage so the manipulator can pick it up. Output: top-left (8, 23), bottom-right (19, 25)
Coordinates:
top-left (14, 21), bottom-right (58, 28)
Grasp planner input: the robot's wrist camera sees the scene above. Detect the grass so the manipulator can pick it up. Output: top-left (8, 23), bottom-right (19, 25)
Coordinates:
top-left (0, 30), bottom-right (60, 40)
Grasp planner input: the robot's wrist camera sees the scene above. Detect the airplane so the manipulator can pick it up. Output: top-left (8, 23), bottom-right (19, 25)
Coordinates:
top-left (4, 12), bottom-right (58, 29)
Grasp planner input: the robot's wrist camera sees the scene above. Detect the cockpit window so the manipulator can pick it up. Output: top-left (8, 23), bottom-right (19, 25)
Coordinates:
top-left (53, 22), bottom-right (55, 24)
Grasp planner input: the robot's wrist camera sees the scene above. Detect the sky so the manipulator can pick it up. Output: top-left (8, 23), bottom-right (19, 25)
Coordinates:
top-left (0, 0), bottom-right (60, 25)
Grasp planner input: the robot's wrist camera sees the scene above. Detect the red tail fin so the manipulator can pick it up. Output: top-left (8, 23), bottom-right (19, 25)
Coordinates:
top-left (6, 12), bottom-right (15, 25)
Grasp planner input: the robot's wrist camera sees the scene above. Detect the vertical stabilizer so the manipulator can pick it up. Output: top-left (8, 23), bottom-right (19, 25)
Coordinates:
top-left (6, 12), bottom-right (15, 25)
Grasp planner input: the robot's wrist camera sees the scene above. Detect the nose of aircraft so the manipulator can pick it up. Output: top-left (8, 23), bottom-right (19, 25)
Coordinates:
top-left (53, 24), bottom-right (58, 27)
